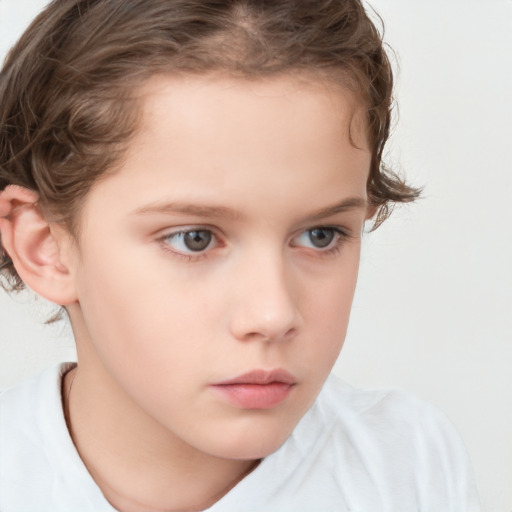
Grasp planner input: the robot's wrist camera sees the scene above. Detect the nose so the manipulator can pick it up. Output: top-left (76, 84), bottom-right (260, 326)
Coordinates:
top-left (228, 250), bottom-right (302, 343)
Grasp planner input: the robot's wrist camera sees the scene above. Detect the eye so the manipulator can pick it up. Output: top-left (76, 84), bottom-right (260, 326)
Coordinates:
top-left (162, 229), bottom-right (215, 254)
top-left (292, 227), bottom-right (344, 250)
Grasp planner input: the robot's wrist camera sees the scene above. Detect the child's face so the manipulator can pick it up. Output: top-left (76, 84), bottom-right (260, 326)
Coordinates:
top-left (65, 74), bottom-right (371, 460)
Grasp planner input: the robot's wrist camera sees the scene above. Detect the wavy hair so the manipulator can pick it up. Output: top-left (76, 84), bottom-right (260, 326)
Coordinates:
top-left (0, 0), bottom-right (419, 291)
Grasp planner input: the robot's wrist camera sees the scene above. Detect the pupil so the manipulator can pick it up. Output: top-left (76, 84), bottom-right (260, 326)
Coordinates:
top-left (184, 230), bottom-right (212, 251)
top-left (309, 228), bottom-right (334, 248)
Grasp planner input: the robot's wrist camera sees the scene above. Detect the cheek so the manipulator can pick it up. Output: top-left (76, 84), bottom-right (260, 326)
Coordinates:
top-left (306, 249), bottom-right (360, 319)
top-left (301, 254), bottom-right (360, 353)
top-left (79, 265), bottom-right (221, 382)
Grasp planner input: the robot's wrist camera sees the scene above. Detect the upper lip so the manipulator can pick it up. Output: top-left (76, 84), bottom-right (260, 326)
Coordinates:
top-left (213, 369), bottom-right (297, 386)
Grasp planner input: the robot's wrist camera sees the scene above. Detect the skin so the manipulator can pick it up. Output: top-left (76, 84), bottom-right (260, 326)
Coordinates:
top-left (57, 74), bottom-right (372, 511)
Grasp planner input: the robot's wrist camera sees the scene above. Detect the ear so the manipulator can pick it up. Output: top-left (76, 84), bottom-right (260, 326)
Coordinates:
top-left (0, 185), bottom-right (78, 305)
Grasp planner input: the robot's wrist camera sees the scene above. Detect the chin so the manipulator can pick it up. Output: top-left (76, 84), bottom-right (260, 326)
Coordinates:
top-left (207, 421), bottom-right (295, 461)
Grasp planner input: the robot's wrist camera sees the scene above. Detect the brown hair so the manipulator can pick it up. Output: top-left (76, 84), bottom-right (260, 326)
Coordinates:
top-left (0, 0), bottom-right (419, 292)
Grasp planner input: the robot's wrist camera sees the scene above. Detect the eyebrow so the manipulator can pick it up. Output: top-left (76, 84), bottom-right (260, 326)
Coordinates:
top-left (132, 201), bottom-right (244, 221)
top-left (132, 196), bottom-right (367, 221)
top-left (306, 197), bottom-right (368, 221)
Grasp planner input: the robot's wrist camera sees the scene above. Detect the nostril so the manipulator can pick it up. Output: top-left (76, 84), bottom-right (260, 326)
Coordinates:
top-left (282, 327), bottom-right (297, 340)
top-left (263, 327), bottom-right (298, 343)
top-left (239, 326), bottom-right (297, 343)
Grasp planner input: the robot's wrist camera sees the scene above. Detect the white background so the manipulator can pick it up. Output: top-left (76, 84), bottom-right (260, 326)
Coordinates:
top-left (0, 1), bottom-right (511, 510)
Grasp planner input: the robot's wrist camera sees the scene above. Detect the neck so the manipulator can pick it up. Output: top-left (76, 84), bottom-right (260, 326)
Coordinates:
top-left (62, 363), bottom-right (259, 512)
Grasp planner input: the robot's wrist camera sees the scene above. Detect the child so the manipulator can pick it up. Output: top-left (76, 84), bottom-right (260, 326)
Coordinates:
top-left (0, 1), bottom-right (480, 511)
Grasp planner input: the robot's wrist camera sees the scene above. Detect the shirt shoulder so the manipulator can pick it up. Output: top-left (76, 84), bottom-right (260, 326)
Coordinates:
top-left (0, 363), bottom-right (115, 512)
top-left (309, 375), bottom-right (481, 510)
top-left (319, 373), bottom-right (460, 433)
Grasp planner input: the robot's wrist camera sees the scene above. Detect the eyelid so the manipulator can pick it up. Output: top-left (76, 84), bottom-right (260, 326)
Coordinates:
top-left (290, 225), bottom-right (351, 253)
top-left (157, 224), bottom-right (221, 241)
top-left (158, 225), bottom-right (223, 260)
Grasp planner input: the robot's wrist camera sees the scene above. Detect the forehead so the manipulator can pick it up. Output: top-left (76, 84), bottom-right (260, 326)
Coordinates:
top-left (134, 72), bottom-right (369, 150)
top-left (122, 73), bottom-right (370, 189)
top-left (78, 73), bottom-right (371, 232)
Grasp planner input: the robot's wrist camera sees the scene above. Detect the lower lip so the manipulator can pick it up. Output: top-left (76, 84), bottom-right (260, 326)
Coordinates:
top-left (211, 382), bottom-right (294, 409)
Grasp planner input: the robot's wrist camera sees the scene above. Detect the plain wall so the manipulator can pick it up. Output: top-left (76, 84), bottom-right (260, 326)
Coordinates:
top-left (1, 1), bottom-right (511, 510)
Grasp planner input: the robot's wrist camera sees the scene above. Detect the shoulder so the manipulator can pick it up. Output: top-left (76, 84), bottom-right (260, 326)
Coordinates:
top-left (318, 373), bottom-right (465, 436)
top-left (0, 363), bottom-right (111, 511)
top-left (0, 364), bottom-right (71, 505)
top-left (0, 362), bottom-right (71, 452)
top-left (315, 374), bottom-right (474, 462)
top-left (1, 364), bottom-right (59, 508)
top-left (291, 374), bottom-right (481, 510)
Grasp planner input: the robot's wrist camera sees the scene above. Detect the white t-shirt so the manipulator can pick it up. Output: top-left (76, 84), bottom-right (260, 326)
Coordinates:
top-left (0, 363), bottom-right (480, 512)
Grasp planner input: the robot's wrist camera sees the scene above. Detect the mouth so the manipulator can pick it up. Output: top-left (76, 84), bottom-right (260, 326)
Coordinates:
top-left (210, 369), bottom-right (297, 409)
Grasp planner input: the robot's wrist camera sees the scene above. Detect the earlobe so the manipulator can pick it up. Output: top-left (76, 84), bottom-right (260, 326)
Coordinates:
top-left (0, 185), bottom-right (78, 305)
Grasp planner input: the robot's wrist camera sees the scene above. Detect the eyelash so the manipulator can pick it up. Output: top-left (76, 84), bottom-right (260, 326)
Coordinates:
top-left (158, 226), bottom-right (350, 261)
top-left (290, 226), bottom-right (349, 257)
top-left (159, 227), bottom-right (220, 262)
